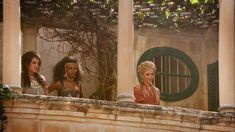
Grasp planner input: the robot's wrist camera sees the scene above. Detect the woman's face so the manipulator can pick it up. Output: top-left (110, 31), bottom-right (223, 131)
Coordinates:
top-left (142, 68), bottom-right (155, 85)
top-left (65, 63), bottom-right (78, 79)
top-left (28, 57), bottom-right (40, 75)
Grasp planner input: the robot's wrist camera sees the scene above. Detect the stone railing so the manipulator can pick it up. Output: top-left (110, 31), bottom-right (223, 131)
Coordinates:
top-left (2, 94), bottom-right (235, 132)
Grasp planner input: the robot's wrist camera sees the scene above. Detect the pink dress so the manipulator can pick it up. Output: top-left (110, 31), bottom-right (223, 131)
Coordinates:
top-left (134, 84), bottom-right (160, 105)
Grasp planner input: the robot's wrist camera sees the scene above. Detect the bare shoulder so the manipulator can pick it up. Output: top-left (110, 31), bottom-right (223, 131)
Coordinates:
top-left (134, 85), bottom-right (141, 90)
top-left (134, 85), bottom-right (142, 92)
top-left (48, 81), bottom-right (62, 92)
top-left (152, 86), bottom-right (160, 93)
top-left (55, 81), bottom-right (62, 86)
top-left (51, 81), bottom-right (62, 88)
top-left (134, 85), bottom-right (142, 96)
top-left (39, 74), bottom-right (46, 81)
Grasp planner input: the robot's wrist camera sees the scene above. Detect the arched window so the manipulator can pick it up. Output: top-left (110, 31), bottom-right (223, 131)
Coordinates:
top-left (138, 47), bottom-right (199, 101)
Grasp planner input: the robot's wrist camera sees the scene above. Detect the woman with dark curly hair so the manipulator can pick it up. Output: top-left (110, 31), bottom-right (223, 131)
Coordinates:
top-left (48, 56), bottom-right (83, 98)
top-left (21, 51), bottom-right (49, 95)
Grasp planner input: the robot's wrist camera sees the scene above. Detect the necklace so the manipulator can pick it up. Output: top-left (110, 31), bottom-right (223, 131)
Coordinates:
top-left (66, 76), bottom-right (74, 81)
top-left (30, 80), bottom-right (41, 89)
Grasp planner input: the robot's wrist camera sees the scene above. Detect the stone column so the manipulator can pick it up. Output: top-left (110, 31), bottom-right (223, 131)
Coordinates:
top-left (117, 0), bottom-right (135, 102)
top-left (0, 23), bottom-right (3, 82)
top-left (22, 27), bottom-right (38, 53)
top-left (3, 0), bottom-right (22, 93)
top-left (218, 0), bottom-right (235, 113)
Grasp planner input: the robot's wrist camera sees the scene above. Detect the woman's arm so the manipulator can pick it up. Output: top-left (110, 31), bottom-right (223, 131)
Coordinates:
top-left (43, 84), bottom-right (49, 95)
top-left (48, 81), bottom-right (61, 94)
top-left (153, 87), bottom-right (160, 105)
top-left (39, 74), bottom-right (49, 95)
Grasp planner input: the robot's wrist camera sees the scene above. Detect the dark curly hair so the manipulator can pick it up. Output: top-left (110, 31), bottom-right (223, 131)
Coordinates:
top-left (21, 51), bottom-right (45, 87)
top-left (53, 56), bottom-right (82, 83)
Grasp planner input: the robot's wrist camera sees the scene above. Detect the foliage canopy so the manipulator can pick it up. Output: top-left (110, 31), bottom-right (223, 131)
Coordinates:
top-left (21, 0), bottom-right (219, 30)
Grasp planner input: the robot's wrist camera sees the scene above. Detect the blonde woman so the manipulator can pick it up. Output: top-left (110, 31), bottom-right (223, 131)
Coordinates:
top-left (134, 61), bottom-right (160, 105)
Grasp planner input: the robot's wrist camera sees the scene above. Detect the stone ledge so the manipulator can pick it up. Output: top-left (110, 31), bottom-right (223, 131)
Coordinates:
top-left (3, 94), bottom-right (235, 132)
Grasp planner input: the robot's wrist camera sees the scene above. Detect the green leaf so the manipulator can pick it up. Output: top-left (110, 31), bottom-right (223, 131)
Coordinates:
top-left (148, 0), bottom-right (154, 4)
top-left (190, 0), bottom-right (199, 4)
top-left (165, 10), bottom-right (170, 19)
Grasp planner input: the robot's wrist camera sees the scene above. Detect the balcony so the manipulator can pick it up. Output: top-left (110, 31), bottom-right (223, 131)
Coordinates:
top-left (2, 94), bottom-right (235, 132)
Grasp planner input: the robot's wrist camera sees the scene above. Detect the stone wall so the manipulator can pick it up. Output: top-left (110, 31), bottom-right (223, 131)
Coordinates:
top-left (3, 94), bottom-right (234, 132)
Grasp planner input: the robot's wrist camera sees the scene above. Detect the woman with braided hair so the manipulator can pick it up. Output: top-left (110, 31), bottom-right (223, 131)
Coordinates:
top-left (48, 56), bottom-right (83, 98)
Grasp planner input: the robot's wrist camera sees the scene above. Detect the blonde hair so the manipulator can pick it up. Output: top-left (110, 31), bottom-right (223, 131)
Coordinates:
top-left (137, 61), bottom-right (156, 77)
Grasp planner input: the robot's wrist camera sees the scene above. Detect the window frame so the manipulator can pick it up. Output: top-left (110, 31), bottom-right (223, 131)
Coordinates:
top-left (137, 47), bottom-right (199, 101)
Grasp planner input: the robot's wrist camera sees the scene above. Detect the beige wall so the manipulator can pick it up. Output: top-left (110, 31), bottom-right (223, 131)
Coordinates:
top-left (3, 95), bottom-right (234, 132)
top-left (134, 26), bottom-right (218, 110)
top-left (202, 25), bottom-right (219, 110)
top-left (22, 26), bottom-right (38, 53)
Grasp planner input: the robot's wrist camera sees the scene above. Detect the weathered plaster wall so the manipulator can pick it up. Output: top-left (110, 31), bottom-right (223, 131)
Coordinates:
top-left (134, 26), bottom-right (218, 110)
top-left (3, 95), bottom-right (235, 132)
top-left (22, 26), bottom-right (38, 53)
top-left (201, 25), bottom-right (219, 110)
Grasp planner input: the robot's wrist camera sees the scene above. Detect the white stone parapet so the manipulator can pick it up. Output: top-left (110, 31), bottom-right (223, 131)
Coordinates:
top-left (3, 94), bottom-right (235, 132)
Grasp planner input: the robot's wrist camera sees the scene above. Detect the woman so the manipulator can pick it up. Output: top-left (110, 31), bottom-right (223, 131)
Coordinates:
top-left (21, 51), bottom-right (49, 95)
top-left (48, 56), bottom-right (83, 98)
top-left (134, 61), bottom-right (160, 105)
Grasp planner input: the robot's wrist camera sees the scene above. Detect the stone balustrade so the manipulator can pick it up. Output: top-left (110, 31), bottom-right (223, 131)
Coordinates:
top-left (2, 94), bottom-right (235, 132)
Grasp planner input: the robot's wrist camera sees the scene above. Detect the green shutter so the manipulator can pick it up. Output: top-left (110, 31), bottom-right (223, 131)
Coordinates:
top-left (207, 61), bottom-right (219, 111)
